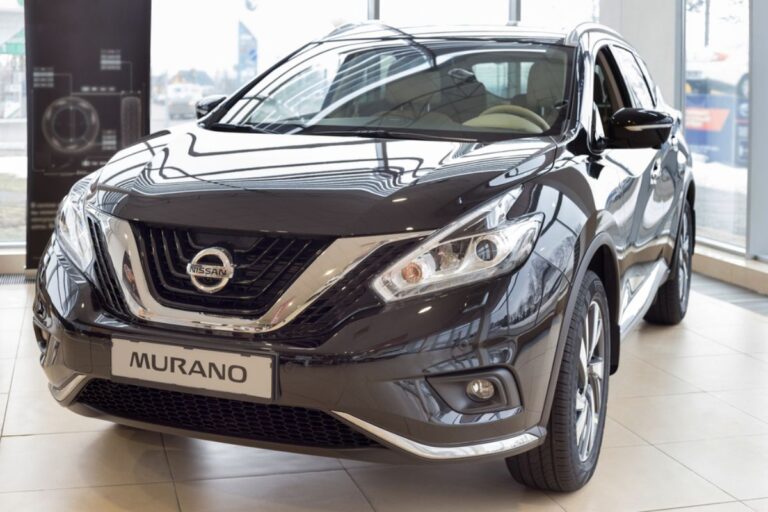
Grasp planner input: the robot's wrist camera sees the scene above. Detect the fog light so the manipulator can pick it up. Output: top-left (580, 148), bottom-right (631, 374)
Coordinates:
top-left (466, 378), bottom-right (496, 401)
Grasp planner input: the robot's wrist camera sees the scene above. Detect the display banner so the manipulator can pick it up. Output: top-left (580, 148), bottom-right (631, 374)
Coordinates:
top-left (24, 0), bottom-right (151, 269)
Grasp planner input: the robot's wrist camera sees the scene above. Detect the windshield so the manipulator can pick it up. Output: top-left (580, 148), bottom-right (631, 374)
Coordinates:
top-left (212, 39), bottom-right (574, 142)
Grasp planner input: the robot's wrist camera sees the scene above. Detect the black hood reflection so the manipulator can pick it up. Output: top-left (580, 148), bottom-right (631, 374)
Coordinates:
top-left (93, 125), bottom-right (556, 236)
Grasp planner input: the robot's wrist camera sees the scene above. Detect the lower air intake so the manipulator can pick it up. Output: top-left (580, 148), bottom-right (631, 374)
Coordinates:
top-left (76, 379), bottom-right (380, 449)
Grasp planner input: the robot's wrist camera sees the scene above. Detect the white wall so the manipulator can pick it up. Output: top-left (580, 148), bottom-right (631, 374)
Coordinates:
top-left (599, 0), bottom-right (684, 109)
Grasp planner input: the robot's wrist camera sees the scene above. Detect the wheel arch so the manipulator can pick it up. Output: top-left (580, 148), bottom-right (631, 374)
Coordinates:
top-left (586, 243), bottom-right (621, 375)
top-left (538, 232), bottom-right (622, 429)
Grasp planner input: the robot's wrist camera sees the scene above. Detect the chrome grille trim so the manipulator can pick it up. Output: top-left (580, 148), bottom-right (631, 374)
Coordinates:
top-left (88, 207), bottom-right (430, 334)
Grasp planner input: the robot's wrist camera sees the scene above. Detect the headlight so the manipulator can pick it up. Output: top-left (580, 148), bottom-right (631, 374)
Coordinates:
top-left (56, 174), bottom-right (98, 272)
top-left (372, 188), bottom-right (543, 302)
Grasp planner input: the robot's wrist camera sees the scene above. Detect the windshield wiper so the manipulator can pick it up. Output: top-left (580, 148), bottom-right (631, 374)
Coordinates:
top-left (206, 123), bottom-right (273, 134)
top-left (303, 128), bottom-right (477, 143)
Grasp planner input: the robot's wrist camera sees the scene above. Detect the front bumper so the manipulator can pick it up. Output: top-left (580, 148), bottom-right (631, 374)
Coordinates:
top-left (33, 234), bottom-right (570, 462)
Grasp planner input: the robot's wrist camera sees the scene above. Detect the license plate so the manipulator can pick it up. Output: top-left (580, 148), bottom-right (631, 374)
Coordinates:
top-left (111, 338), bottom-right (273, 398)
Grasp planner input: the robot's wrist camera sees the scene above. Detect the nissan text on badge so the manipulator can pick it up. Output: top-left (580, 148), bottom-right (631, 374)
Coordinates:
top-left (34, 23), bottom-right (694, 491)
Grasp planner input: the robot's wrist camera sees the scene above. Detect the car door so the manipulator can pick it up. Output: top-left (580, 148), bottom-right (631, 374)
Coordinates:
top-left (586, 42), bottom-right (667, 330)
top-left (608, 45), bottom-right (679, 261)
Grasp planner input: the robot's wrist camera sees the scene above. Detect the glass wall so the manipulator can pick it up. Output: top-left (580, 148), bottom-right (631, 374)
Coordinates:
top-left (0, 0), bottom-right (756, 253)
top-left (521, 0), bottom-right (599, 28)
top-left (0, 0), bottom-right (26, 245)
top-left (685, 0), bottom-right (749, 248)
top-left (150, 0), bottom-right (366, 132)
top-left (380, 0), bottom-right (508, 26)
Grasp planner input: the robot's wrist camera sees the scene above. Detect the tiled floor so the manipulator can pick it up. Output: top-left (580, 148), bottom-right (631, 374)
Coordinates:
top-left (1, 280), bottom-right (767, 512)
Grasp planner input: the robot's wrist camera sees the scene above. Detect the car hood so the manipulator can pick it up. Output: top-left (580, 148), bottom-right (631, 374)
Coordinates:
top-left (93, 125), bottom-right (557, 236)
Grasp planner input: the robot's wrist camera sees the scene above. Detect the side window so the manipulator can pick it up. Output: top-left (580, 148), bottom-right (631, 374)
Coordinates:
top-left (593, 48), bottom-right (624, 134)
top-left (634, 56), bottom-right (658, 105)
top-left (611, 47), bottom-right (655, 109)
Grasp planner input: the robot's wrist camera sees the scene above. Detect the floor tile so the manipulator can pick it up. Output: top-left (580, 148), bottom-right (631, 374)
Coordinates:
top-left (0, 483), bottom-right (179, 512)
top-left (650, 354), bottom-right (768, 392)
top-left (683, 318), bottom-right (768, 355)
top-left (0, 393), bottom-right (7, 432)
top-left (175, 470), bottom-right (373, 512)
top-left (0, 307), bottom-right (25, 332)
top-left (9, 356), bottom-right (50, 395)
top-left (711, 388), bottom-right (768, 423)
top-left (16, 312), bottom-right (41, 359)
top-left (550, 445), bottom-right (730, 512)
top-left (0, 286), bottom-right (32, 309)
top-left (684, 292), bottom-right (765, 328)
top-left (0, 428), bottom-right (172, 492)
top-left (0, 309), bottom-right (24, 359)
top-left (347, 460), bottom-right (565, 512)
top-left (659, 435), bottom-right (768, 500)
top-left (609, 355), bottom-right (701, 398)
top-left (602, 417), bottom-right (647, 448)
top-left (609, 393), bottom-right (768, 444)
top-left (661, 504), bottom-right (754, 512)
top-left (164, 435), bottom-right (342, 481)
top-left (3, 387), bottom-right (110, 435)
top-left (624, 324), bottom-right (737, 360)
top-left (0, 358), bottom-right (14, 393)
top-left (745, 498), bottom-right (768, 511)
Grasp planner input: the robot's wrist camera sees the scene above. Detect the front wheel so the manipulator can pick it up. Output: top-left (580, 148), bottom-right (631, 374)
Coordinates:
top-left (506, 270), bottom-right (610, 492)
top-left (644, 201), bottom-right (694, 325)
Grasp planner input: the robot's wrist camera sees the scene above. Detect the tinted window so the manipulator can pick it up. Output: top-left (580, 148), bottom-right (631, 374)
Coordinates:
top-left (611, 47), bottom-right (655, 109)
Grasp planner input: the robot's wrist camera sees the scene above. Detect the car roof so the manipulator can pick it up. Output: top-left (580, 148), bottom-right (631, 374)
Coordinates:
top-left (318, 22), bottom-right (624, 47)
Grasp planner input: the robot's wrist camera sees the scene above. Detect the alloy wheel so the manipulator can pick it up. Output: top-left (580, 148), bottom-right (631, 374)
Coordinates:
top-left (575, 299), bottom-right (605, 462)
top-left (678, 209), bottom-right (692, 308)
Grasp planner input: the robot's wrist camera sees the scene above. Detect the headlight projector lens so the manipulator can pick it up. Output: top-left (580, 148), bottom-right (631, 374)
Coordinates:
top-left (475, 238), bottom-right (498, 262)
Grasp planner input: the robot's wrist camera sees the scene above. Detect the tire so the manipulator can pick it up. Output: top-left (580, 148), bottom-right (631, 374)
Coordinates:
top-left (644, 201), bottom-right (693, 325)
top-left (506, 270), bottom-right (610, 492)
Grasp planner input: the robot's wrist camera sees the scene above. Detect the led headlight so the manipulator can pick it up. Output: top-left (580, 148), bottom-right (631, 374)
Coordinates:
top-left (56, 174), bottom-right (98, 272)
top-left (372, 188), bottom-right (543, 302)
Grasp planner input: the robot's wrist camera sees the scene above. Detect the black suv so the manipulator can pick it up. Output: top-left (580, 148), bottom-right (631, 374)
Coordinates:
top-left (34, 23), bottom-right (694, 491)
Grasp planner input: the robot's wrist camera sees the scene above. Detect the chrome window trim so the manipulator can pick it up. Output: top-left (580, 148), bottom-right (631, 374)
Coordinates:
top-left (88, 207), bottom-right (431, 334)
top-left (334, 411), bottom-right (541, 460)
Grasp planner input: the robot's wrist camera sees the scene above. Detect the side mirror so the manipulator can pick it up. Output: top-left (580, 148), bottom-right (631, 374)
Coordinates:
top-left (195, 94), bottom-right (227, 119)
top-left (608, 108), bottom-right (674, 149)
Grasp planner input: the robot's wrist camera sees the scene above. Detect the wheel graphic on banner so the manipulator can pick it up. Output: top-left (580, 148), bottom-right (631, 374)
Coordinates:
top-left (41, 96), bottom-right (100, 154)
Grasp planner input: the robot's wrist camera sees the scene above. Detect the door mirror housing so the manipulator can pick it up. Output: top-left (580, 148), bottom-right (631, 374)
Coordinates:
top-left (608, 108), bottom-right (674, 149)
top-left (195, 94), bottom-right (227, 119)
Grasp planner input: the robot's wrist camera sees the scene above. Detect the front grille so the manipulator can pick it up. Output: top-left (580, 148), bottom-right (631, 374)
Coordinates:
top-left (77, 379), bottom-right (380, 449)
top-left (134, 223), bottom-right (332, 317)
top-left (279, 239), bottom-right (417, 339)
top-left (87, 218), bottom-right (421, 344)
top-left (87, 218), bottom-right (130, 318)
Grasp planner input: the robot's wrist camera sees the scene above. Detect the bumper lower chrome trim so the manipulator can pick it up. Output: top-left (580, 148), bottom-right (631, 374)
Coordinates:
top-left (333, 411), bottom-right (541, 460)
top-left (49, 374), bottom-right (89, 402)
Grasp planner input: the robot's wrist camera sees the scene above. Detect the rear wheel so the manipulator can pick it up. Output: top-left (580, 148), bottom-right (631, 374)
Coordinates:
top-left (644, 201), bottom-right (693, 325)
top-left (506, 270), bottom-right (610, 492)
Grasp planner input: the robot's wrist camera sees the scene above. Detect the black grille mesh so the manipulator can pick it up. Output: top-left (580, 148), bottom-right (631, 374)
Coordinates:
top-left (88, 218), bottom-right (130, 318)
top-left (77, 379), bottom-right (379, 449)
top-left (134, 224), bottom-right (331, 317)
